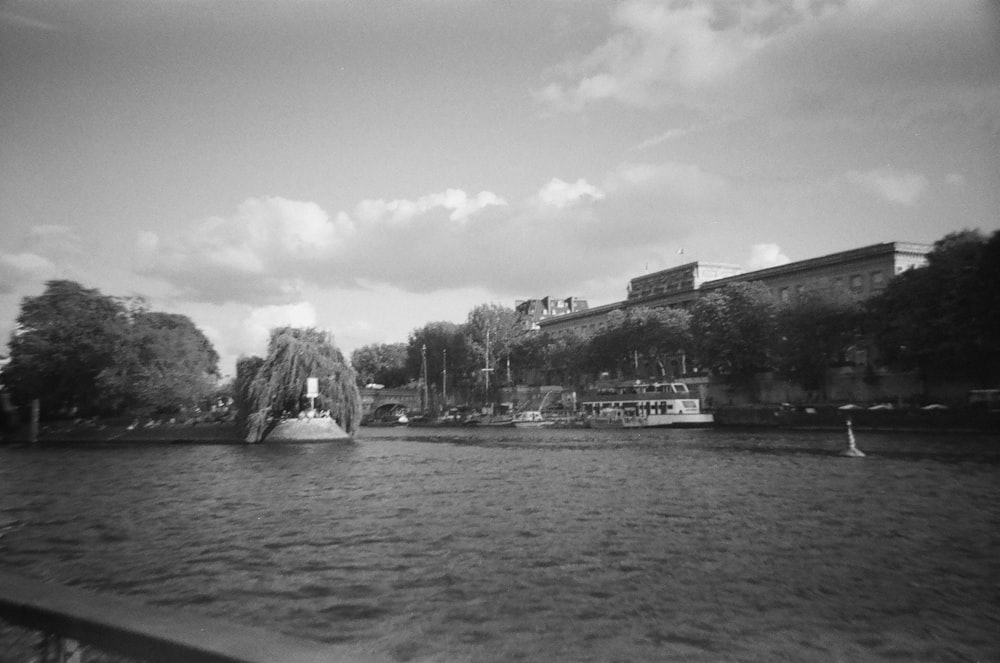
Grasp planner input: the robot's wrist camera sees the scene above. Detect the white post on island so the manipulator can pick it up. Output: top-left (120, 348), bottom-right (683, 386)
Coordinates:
top-left (305, 377), bottom-right (319, 417)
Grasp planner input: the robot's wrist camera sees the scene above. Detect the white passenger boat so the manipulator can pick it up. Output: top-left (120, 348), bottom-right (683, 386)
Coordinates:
top-left (580, 381), bottom-right (714, 428)
top-left (511, 410), bottom-right (554, 428)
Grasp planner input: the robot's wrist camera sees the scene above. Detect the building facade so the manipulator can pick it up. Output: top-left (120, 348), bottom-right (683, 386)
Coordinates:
top-left (515, 296), bottom-right (588, 330)
top-left (627, 262), bottom-right (744, 301)
top-left (538, 242), bottom-right (930, 337)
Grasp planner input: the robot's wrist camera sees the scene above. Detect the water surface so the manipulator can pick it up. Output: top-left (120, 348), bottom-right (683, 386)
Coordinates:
top-left (1, 427), bottom-right (997, 662)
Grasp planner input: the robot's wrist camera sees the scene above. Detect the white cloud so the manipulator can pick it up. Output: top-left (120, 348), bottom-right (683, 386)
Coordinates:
top-left (605, 161), bottom-right (728, 201)
top-left (537, 0), bottom-right (1000, 134)
top-left (631, 126), bottom-right (692, 152)
top-left (534, 178), bottom-right (604, 210)
top-left (0, 252), bottom-right (56, 293)
top-left (243, 302), bottom-right (318, 357)
top-left (846, 168), bottom-right (928, 206)
top-left (138, 196), bottom-right (354, 303)
top-left (354, 189), bottom-right (506, 224)
top-left (748, 243), bottom-right (790, 270)
top-left (129, 163), bottom-right (821, 309)
top-left (536, 0), bottom-right (777, 110)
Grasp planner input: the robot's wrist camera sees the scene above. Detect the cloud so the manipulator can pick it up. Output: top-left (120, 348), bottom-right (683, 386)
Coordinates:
top-left (535, 0), bottom-right (788, 110)
top-left (138, 190), bottom-right (507, 304)
top-left (0, 225), bottom-right (84, 293)
top-left (137, 196), bottom-right (354, 303)
top-left (630, 126), bottom-right (692, 152)
top-left (748, 243), bottom-right (790, 270)
top-left (242, 302), bottom-right (318, 355)
top-left (536, 0), bottom-right (1000, 131)
top-left (846, 168), bottom-right (928, 206)
top-left (533, 178), bottom-right (604, 210)
top-left (0, 253), bottom-right (56, 294)
top-left (135, 161), bottom-right (852, 310)
top-left (354, 189), bottom-right (506, 224)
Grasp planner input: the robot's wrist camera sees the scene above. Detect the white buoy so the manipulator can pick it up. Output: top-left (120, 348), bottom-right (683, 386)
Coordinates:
top-left (839, 417), bottom-right (865, 457)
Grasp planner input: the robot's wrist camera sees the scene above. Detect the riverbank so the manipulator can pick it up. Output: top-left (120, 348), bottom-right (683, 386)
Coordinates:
top-left (2, 415), bottom-right (352, 444)
top-left (713, 403), bottom-right (1000, 433)
top-left (2, 418), bottom-right (244, 444)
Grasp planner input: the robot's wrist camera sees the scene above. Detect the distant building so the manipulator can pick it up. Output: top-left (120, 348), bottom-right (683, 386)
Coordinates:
top-left (538, 242), bottom-right (930, 337)
top-left (627, 262), bottom-right (744, 301)
top-left (515, 297), bottom-right (588, 330)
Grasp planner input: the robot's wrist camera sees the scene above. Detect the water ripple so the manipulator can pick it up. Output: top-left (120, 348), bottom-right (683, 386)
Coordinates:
top-left (1, 428), bottom-right (998, 662)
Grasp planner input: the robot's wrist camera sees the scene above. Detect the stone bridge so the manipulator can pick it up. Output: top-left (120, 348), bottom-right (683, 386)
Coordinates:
top-left (360, 387), bottom-right (422, 420)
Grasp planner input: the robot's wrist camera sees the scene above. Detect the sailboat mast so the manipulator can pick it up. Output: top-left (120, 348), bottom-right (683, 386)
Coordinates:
top-left (421, 343), bottom-right (429, 414)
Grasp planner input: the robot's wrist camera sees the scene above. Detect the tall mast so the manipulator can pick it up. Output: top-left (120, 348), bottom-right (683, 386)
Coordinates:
top-left (442, 348), bottom-right (447, 408)
top-left (421, 344), bottom-right (429, 414)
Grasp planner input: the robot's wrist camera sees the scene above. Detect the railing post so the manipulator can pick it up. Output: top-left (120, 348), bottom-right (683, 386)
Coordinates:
top-left (36, 633), bottom-right (83, 663)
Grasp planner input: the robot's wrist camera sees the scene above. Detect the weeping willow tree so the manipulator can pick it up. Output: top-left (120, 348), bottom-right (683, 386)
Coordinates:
top-left (235, 327), bottom-right (362, 442)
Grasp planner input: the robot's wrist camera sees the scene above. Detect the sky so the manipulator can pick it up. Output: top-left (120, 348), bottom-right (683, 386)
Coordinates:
top-left (2, 0), bottom-right (998, 377)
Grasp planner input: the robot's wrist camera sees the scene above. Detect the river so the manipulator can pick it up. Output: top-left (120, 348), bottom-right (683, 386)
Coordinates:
top-left (1, 427), bottom-right (998, 662)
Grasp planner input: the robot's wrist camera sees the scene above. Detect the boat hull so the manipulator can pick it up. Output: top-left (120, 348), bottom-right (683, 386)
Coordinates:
top-left (587, 413), bottom-right (714, 428)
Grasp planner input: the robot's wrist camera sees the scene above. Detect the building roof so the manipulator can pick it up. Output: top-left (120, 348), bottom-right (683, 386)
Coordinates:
top-left (537, 241), bottom-right (932, 331)
top-left (699, 241), bottom-right (930, 290)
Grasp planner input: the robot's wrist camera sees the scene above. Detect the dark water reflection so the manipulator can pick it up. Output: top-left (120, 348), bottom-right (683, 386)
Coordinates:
top-left (2, 427), bottom-right (998, 662)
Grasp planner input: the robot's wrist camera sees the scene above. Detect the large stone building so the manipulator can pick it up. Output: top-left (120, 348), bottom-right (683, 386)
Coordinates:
top-left (514, 296), bottom-right (588, 330)
top-left (537, 242), bottom-right (930, 337)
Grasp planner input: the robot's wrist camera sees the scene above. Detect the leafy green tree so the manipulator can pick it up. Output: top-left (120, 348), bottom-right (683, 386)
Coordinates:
top-left (584, 306), bottom-right (692, 380)
top-left (542, 329), bottom-right (590, 386)
top-left (236, 327), bottom-right (361, 441)
top-left (690, 281), bottom-right (777, 398)
top-left (584, 309), bottom-right (631, 378)
top-left (407, 321), bottom-right (473, 406)
top-left (464, 303), bottom-right (525, 388)
top-left (350, 343), bottom-right (409, 388)
top-left (622, 306), bottom-right (692, 378)
top-left (97, 310), bottom-right (219, 416)
top-left (775, 287), bottom-right (862, 397)
top-left (3, 280), bottom-right (127, 417)
top-left (869, 229), bottom-right (999, 387)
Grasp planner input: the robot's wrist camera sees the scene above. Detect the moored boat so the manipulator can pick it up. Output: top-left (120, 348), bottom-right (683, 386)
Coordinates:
top-left (511, 410), bottom-right (553, 428)
top-left (580, 381), bottom-right (714, 428)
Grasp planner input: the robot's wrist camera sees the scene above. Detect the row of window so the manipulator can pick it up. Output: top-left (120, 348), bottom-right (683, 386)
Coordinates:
top-left (776, 270), bottom-right (885, 302)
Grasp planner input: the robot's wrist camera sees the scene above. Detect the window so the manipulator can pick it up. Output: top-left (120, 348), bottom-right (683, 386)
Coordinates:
top-left (850, 274), bottom-right (864, 291)
top-left (779, 287), bottom-right (789, 302)
top-left (871, 270), bottom-right (885, 289)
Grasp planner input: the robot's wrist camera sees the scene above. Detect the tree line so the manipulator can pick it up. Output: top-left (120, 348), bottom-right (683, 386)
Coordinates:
top-left (2, 229), bottom-right (995, 422)
top-left (2, 280), bottom-right (220, 419)
top-left (353, 229), bottom-right (1000, 402)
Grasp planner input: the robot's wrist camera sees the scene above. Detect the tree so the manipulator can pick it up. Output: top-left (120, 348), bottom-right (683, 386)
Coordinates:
top-left (3, 280), bottom-right (127, 417)
top-left (97, 310), bottom-right (219, 416)
top-left (464, 303), bottom-right (525, 389)
top-left (869, 229), bottom-right (1000, 387)
top-left (350, 343), bottom-right (409, 388)
top-left (542, 329), bottom-right (590, 386)
top-left (585, 306), bottom-right (692, 380)
top-left (406, 321), bottom-right (471, 407)
top-left (690, 281), bottom-right (777, 398)
top-left (775, 287), bottom-right (862, 397)
top-left (622, 306), bottom-right (692, 378)
top-left (236, 327), bottom-right (362, 442)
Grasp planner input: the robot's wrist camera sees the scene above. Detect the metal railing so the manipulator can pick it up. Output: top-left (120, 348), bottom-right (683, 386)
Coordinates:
top-left (0, 571), bottom-right (382, 663)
